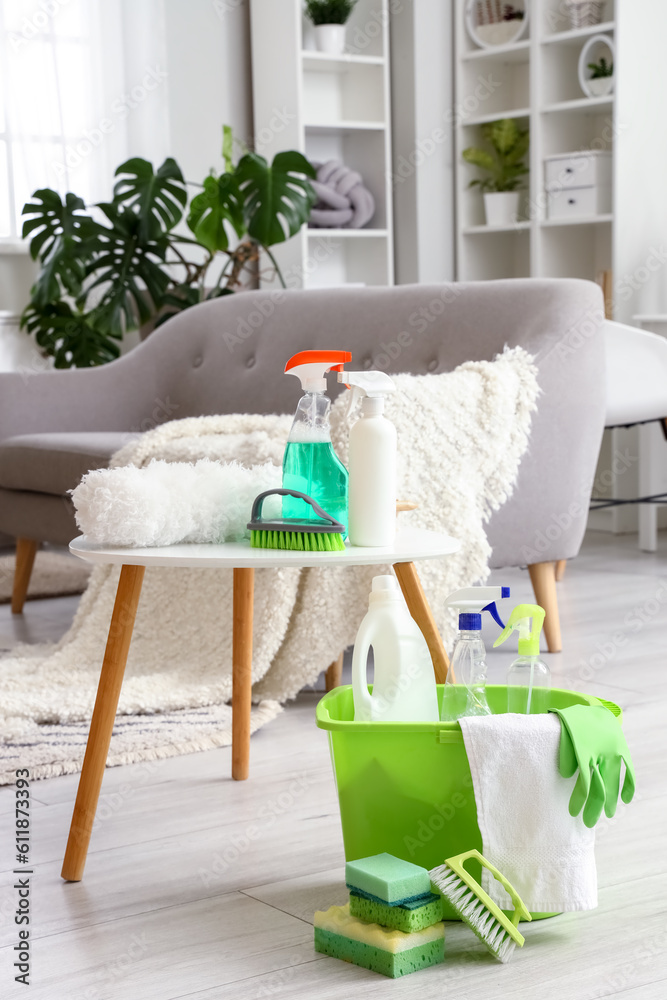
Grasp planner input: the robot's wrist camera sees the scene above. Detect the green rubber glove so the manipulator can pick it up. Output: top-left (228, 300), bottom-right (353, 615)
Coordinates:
top-left (551, 705), bottom-right (636, 828)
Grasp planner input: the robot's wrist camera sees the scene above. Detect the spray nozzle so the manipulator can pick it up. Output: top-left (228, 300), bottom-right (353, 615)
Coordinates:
top-left (337, 370), bottom-right (396, 418)
top-left (493, 603), bottom-right (546, 656)
top-left (285, 350), bottom-right (352, 393)
top-left (445, 586), bottom-right (510, 632)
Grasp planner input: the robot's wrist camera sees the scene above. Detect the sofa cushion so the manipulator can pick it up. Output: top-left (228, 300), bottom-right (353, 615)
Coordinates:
top-left (0, 432), bottom-right (139, 496)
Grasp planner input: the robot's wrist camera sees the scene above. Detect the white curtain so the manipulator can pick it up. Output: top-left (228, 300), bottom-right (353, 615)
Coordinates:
top-left (0, 0), bottom-right (170, 239)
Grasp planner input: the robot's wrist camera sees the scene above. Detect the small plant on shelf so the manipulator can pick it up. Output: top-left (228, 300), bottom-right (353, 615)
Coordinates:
top-left (305, 0), bottom-right (358, 54)
top-left (588, 56), bottom-right (613, 78)
top-left (502, 5), bottom-right (525, 21)
top-left (462, 118), bottom-right (529, 227)
top-left (304, 0), bottom-right (357, 24)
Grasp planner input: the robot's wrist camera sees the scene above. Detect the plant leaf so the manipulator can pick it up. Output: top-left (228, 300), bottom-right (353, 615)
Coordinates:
top-left (113, 157), bottom-right (187, 242)
top-left (222, 124), bottom-right (234, 174)
top-left (84, 204), bottom-right (170, 336)
top-left (236, 150), bottom-right (316, 247)
top-left (186, 173), bottom-right (244, 253)
top-left (462, 148), bottom-right (496, 172)
top-left (21, 301), bottom-right (121, 368)
top-left (21, 190), bottom-right (100, 306)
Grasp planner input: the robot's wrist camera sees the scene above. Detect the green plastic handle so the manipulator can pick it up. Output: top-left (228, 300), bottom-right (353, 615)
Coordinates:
top-left (449, 849), bottom-right (532, 927)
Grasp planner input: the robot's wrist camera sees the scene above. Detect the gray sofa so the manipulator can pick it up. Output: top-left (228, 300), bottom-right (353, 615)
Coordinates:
top-left (0, 279), bottom-right (606, 649)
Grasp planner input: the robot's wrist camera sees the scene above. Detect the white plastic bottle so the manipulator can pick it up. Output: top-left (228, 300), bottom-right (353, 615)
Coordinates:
top-left (338, 370), bottom-right (397, 547)
top-left (352, 575), bottom-right (439, 722)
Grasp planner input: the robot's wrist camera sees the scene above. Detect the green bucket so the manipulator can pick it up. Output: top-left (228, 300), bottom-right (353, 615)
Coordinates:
top-left (316, 684), bottom-right (621, 920)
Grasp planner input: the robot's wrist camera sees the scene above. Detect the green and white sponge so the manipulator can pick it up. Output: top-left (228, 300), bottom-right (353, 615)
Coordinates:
top-left (349, 891), bottom-right (443, 933)
top-left (314, 904), bottom-right (444, 979)
top-left (345, 853), bottom-right (431, 905)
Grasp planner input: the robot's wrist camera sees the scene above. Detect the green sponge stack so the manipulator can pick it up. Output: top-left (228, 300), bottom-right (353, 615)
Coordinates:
top-left (314, 853), bottom-right (445, 978)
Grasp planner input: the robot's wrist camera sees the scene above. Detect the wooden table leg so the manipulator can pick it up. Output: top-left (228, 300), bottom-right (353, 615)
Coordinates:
top-left (232, 567), bottom-right (254, 781)
top-left (61, 564), bottom-right (145, 882)
top-left (393, 561), bottom-right (451, 683)
top-left (325, 651), bottom-right (344, 691)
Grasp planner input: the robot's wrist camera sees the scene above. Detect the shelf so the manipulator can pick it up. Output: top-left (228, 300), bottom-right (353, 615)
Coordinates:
top-left (541, 214), bottom-right (613, 228)
top-left (543, 21), bottom-right (615, 45)
top-left (542, 96), bottom-right (614, 115)
top-left (464, 107), bottom-right (530, 127)
top-left (304, 121), bottom-right (385, 133)
top-left (301, 51), bottom-right (385, 71)
top-left (462, 40), bottom-right (530, 63)
top-left (307, 228), bottom-right (389, 238)
top-left (463, 222), bottom-right (531, 234)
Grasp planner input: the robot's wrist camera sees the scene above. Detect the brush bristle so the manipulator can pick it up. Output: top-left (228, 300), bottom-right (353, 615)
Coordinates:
top-left (430, 866), bottom-right (517, 964)
top-left (250, 529), bottom-right (345, 551)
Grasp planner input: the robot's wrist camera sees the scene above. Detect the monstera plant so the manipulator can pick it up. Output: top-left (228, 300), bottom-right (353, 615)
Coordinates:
top-left (20, 126), bottom-right (316, 367)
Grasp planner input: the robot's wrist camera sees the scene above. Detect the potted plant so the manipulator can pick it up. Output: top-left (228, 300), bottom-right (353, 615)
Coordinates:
top-left (462, 118), bottom-right (529, 227)
top-left (305, 0), bottom-right (357, 56)
top-left (20, 126), bottom-right (316, 367)
top-left (585, 55), bottom-right (614, 96)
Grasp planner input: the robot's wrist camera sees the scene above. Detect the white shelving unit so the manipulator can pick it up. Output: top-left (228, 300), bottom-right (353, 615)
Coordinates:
top-left (249, 0), bottom-right (394, 290)
top-left (453, 0), bottom-right (667, 325)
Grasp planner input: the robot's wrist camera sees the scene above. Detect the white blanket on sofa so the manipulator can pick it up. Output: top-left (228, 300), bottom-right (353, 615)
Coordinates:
top-left (0, 347), bottom-right (538, 742)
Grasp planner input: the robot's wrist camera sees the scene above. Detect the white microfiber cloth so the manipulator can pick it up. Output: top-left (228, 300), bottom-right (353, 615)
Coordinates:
top-left (459, 713), bottom-right (598, 912)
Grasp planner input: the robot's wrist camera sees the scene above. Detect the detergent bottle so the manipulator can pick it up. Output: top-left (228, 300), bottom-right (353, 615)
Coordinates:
top-left (352, 575), bottom-right (439, 722)
top-left (441, 586), bottom-right (510, 722)
top-left (494, 604), bottom-right (551, 714)
top-left (337, 370), bottom-right (397, 546)
top-left (283, 350), bottom-right (351, 530)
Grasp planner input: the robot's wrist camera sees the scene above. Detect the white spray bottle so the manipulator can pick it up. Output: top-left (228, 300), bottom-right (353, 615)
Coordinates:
top-left (441, 586), bottom-right (510, 722)
top-left (337, 370), bottom-right (397, 546)
top-left (494, 604), bottom-right (551, 714)
top-left (352, 575), bottom-right (439, 722)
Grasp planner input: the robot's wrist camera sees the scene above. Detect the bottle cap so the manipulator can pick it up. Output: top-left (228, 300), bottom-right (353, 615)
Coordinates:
top-left (370, 575), bottom-right (401, 605)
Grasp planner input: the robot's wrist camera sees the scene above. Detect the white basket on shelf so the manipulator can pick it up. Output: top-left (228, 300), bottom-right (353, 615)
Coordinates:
top-left (564, 0), bottom-right (605, 29)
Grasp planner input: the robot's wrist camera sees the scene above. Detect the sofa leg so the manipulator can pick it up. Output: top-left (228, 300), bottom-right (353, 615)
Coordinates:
top-left (528, 561), bottom-right (562, 653)
top-left (555, 559), bottom-right (567, 582)
top-left (11, 538), bottom-right (38, 615)
top-left (325, 651), bottom-right (344, 691)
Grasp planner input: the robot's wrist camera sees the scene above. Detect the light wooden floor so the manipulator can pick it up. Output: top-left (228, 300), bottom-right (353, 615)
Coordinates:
top-left (0, 532), bottom-right (666, 999)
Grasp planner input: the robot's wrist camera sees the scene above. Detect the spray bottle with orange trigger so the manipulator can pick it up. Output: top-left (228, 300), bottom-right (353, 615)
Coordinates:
top-left (283, 350), bottom-right (351, 530)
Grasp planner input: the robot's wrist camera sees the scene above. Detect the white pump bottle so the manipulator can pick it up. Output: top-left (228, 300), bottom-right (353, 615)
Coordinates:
top-left (338, 370), bottom-right (397, 546)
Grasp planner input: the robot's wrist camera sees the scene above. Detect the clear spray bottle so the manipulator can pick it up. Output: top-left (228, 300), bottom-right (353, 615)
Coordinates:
top-left (283, 350), bottom-right (351, 530)
top-left (441, 586), bottom-right (510, 722)
top-left (494, 604), bottom-right (551, 714)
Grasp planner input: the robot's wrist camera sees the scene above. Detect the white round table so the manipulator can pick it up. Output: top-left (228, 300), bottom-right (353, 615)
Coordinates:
top-left (62, 527), bottom-right (459, 882)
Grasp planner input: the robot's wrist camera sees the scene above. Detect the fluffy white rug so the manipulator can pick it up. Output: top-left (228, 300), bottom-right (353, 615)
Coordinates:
top-left (0, 550), bottom-right (91, 604)
top-left (0, 347), bottom-right (538, 780)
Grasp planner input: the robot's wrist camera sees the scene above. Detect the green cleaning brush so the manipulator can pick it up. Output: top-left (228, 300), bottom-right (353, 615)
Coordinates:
top-left (429, 849), bottom-right (531, 964)
top-left (248, 488), bottom-right (346, 552)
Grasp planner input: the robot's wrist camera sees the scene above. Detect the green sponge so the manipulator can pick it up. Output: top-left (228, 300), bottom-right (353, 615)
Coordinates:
top-left (314, 904), bottom-right (444, 979)
top-left (345, 853), bottom-right (430, 905)
top-left (349, 891), bottom-right (443, 933)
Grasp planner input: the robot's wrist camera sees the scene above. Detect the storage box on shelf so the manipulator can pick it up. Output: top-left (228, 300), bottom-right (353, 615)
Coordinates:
top-left (545, 150), bottom-right (611, 220)
top-left (250, 0), bottom-right (393, 290)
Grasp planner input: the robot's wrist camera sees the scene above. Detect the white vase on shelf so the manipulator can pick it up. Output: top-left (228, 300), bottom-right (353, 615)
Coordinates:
top-left (314, 24), bottom-right (346, 55)
top-left (587, 76), bottom-right (614, 97)
top-left (483, 191), bottom-right (521, 227)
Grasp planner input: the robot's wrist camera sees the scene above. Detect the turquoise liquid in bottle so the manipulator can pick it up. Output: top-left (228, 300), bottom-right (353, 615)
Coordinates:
top-left (281, 390), bottom-right (349, 532)
top-left (282, 441), bottom-right (349, 528)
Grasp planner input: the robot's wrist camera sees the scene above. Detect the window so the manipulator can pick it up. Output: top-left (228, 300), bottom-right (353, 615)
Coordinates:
top-left (0, 0), bottom-right (169, 241)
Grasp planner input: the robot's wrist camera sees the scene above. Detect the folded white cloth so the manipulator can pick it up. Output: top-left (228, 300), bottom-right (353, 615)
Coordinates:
top-left (459, 713), bottom-right (598, 912)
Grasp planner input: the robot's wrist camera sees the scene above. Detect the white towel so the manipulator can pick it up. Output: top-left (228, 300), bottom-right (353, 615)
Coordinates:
top-left (459, 713), bottom-right (598, 912)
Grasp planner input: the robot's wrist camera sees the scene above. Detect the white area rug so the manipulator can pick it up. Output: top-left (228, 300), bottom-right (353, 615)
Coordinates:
top-left (0, 550), bottom-right (91, 604)
top-left (0, 348), bottom-right (539, 782)
top-left (0, 701), bottom-right (281, 784)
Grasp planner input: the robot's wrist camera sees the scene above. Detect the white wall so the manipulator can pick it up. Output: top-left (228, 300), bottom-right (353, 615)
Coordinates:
top-left (390, 0), bottom-right (454, 284)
